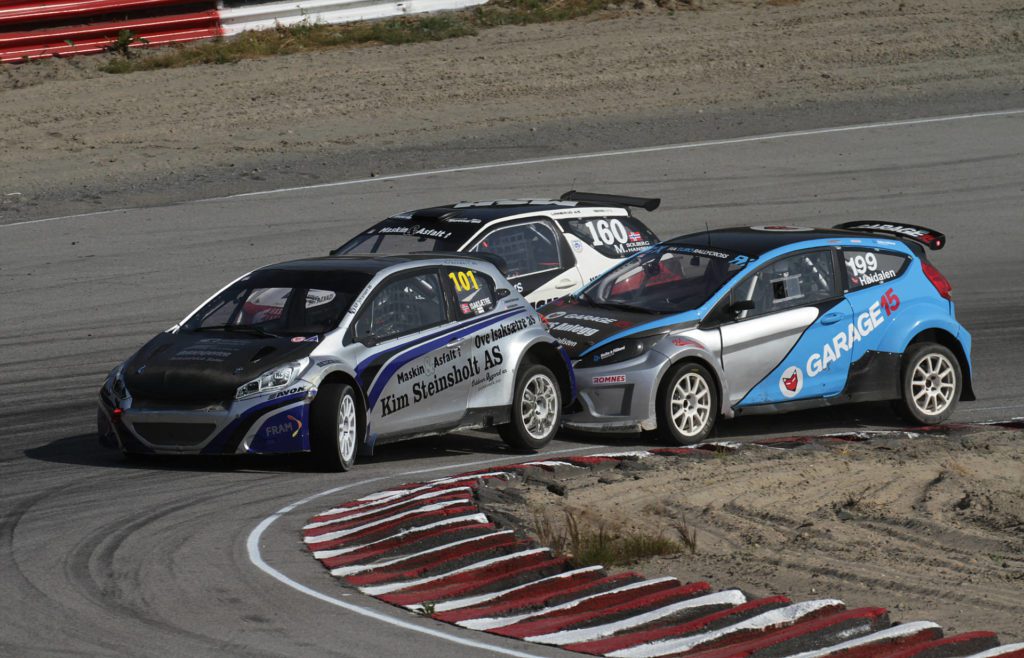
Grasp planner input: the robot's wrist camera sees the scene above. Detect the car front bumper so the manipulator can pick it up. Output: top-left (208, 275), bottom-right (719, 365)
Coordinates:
top-left (98, 384), bottom-right (316, 455)
top-left (562, 351), bottom-right (669, 433)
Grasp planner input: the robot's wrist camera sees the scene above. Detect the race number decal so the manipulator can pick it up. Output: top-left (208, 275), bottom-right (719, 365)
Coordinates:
top-left (583, 219), bottom-right (630, 247)
top-left (448, 270), bottom-right (480, 293)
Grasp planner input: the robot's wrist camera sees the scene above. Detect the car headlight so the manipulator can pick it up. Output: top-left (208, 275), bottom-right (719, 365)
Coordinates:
top-left (236, 358), bottom-right (310, 400)
top-left (577, 334), bottom-right (665, 368)
top-left (107, 364), bottom-right (130, 400)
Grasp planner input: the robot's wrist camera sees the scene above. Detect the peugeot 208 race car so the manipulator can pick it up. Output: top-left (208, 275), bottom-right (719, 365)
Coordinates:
top-left (542, 222), bottom-right (973, 443)
top-left (98, 254), bottom-right (575, 470)
top-left (332, 191), bottom-right (660, 307)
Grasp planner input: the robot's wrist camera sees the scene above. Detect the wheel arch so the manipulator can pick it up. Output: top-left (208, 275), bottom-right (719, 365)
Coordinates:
top-left (521, 340), bottom-right (575, 405)
top-left (660, 354), bottom-right (725, 418)
top-left (906, 329), bottom-right (976, 401)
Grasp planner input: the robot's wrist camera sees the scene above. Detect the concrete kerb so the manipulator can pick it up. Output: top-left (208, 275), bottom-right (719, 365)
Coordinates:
top-left (303, 426), bottom-right (1021, 657)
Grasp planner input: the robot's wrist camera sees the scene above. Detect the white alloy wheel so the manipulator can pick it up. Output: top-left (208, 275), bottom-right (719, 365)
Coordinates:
top-left (522, 373), bottom-right (558, 440)
top-left (337, 392), bottom-right (358, 463)
top-left (670, 372), bottom-right (712, 438)
top-left (910, 352), bottom-right (957, 416)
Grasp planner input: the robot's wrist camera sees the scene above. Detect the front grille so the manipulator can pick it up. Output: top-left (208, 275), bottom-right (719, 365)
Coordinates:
top-left (132, 422), bottom-right (216, 446)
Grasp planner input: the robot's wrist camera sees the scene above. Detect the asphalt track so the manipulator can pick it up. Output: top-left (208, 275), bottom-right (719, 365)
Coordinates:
top-left (2, 110), bottom-right (1023, 657)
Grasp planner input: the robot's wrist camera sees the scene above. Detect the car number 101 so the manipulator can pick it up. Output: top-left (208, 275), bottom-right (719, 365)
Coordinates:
top-left (449, 270), bottom-right (480, 292)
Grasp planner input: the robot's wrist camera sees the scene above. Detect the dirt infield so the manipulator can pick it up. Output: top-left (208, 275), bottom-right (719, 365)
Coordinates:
top-left (480, 427), bottom-right (1024, 643)
top-left (2, 0), bottom-right (1023, 221)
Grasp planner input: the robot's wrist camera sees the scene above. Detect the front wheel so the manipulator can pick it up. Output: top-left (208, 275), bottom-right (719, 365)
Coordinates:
top-left (894, 342), bottom-right (961, 425)
top-left (310, 382), bottom-right (361, 472)
top-left (499, 363), bottom-right (561, 452)
top-left (657, 362), bottom-right (718, 445)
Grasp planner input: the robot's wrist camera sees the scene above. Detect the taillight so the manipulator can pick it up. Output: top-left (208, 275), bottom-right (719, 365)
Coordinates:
top-left (921, 261), bottom-right (952, 300)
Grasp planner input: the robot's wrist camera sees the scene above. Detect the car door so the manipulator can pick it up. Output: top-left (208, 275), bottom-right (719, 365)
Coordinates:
top-left (351, 268), bottom-right (471, 437)
top-left (468, 220), bottom-right (582, 306)
top-left (715, 249), bottom-right (853, 406)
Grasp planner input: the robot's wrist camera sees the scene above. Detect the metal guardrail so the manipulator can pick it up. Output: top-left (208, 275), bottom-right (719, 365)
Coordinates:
top-left (219, 0), bottom-right (486, 36)
top-left (0, 0), bottom-right (221, 61)
top-left (0, 0), bottom-right (485, 62)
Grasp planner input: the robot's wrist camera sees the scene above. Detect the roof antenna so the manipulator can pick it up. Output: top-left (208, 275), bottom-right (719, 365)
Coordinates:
top-left (705, 221), bottom-right (712, 246)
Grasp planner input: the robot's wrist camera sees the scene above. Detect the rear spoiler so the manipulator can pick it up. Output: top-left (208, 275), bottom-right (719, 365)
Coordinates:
top-left (833, 221), bottom-right (946, 250)
top-left (560, 190), bottom-right (661, 212)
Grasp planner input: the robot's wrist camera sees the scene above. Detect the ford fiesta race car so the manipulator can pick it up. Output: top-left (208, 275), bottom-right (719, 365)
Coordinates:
top-left (98, 254), bottom-right (575, 470)
top-left (331, 191), bottom-right (660, 307)
top-left (542, 222), bottom-right (974, 443)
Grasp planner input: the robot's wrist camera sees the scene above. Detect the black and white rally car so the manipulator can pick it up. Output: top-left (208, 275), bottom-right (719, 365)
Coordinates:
top-left (331, 191), bottom-right (661, 307)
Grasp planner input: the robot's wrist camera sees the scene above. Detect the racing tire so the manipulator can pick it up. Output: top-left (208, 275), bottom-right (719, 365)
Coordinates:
top-left (310, 382), bottom-right (361, 472)
top-left (499, 363), bottom-right (561, 452)
top-left (893, 342), bottom-right (961, 425)
top-left (657, 361), bottom-right (718, 445)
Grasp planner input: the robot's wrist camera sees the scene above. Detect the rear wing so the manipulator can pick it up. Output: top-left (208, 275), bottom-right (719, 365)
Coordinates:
top-left (560, 190), bottom-right (661, 212)
top-left (834, 221), bottom-right (946, 250)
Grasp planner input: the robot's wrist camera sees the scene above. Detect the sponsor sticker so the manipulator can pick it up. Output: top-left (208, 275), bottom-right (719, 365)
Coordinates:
top-left (592, 375), bottom-right (627, 385)
top-left (779, 366), bottom-right (803, 398)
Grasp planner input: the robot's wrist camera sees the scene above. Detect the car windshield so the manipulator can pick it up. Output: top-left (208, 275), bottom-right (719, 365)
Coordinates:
top-left (584, 245), bottom-right (750, 314)
top-left (181, 268), bottom-right (372, 337)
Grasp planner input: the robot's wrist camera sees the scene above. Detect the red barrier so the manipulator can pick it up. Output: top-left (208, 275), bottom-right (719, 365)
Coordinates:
top-left (0, 0), bottom-right (222, 62)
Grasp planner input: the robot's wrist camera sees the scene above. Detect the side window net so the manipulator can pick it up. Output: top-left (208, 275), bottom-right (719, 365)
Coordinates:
top-left (471, 222), bottom-right (561, 279)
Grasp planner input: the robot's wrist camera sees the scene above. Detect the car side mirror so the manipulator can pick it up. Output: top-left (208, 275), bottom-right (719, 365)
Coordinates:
top-left (495, 288), bottom-right (511, 299)
top-left (728, 299), bottom-right (756, 316)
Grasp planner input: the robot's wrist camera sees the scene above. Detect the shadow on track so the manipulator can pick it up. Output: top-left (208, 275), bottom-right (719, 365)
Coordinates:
top-left (25, 402), bottom-right (908, 472)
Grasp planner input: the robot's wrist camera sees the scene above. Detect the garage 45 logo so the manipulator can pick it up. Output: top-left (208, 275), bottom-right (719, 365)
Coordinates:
top-left (781, 287), bottom-right (900, 396)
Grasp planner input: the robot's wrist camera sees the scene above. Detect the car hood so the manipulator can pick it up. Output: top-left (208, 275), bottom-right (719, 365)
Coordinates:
top-left (538, 297), bottom-right (662, 359)
top-left (123, 331), bottom-right (320, 403)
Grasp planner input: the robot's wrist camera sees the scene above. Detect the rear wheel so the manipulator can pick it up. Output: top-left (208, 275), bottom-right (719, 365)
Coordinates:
top-left (894, 342), bottom-right (961, 425)
top-left (657, 362), bottom-right (718, 445)
top-left (499, 363), bottom-right (561, 452)
top-left (310, 382), bottom-right (360, 471)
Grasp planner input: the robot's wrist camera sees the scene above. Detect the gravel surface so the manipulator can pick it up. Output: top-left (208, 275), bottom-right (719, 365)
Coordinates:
top-left (1, 0), bottom-right (1022, 222)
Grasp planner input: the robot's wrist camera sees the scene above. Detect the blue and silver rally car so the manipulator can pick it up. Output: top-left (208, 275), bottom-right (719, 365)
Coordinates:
top-left (542, 222), bottom-right (974, 443)
top-left (99, 254), bottom-right (575, 470)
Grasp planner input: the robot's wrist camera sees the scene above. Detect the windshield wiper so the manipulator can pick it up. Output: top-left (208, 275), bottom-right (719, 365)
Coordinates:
top-left (194, 324), bottom-right (280, 338)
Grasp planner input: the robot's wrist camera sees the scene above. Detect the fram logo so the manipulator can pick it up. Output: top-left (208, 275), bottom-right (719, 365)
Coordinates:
top-left (287, 414), bottom-right (302, 438)
top-left (779, 366), bottom-right (803, 398)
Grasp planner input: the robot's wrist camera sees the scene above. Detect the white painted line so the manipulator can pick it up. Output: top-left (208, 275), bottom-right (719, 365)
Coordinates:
top-left (696, 441), bottom-right (743, 450)
top-left (586, 451), bottom-right (653, 459)
top-left (353, 472), bottom-right (510, 505)
top-left (359, 548), bottom-right (550, 597)
top-left (520, 460), bottom-right (581, 469)
top-left (427, 565), bottom-right (605, 613)
top-left (527, 589), bottom-right (748, 646)
top-left (7, 108), bottom-right (1023, 230)
top-left (966, 644), bottom-right (1024, 657)
top-left (607, 599), bottom-right (844, 658)
top-left (304, 499), bottom-right (473, 543)
top-left (330, 530), bottom-right (514, 577)
top-left (312, 513), bottom-right (489, 560)
top-left (304, 486), bottom-right (473, 529)
top-left (458, 577), bottom-right (680, 631)
top-left (783, 620), bottom-right (942, 658)
top-left (247, 446), bottom-right (604, 658)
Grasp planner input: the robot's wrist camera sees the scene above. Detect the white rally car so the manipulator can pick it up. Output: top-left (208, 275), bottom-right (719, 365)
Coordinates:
top-left (332, 191), bottom-right (661, 307)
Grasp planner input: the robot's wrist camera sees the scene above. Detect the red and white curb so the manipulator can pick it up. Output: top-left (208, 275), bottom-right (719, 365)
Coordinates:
top-left (305, 430), bottom-right (1023, 657)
